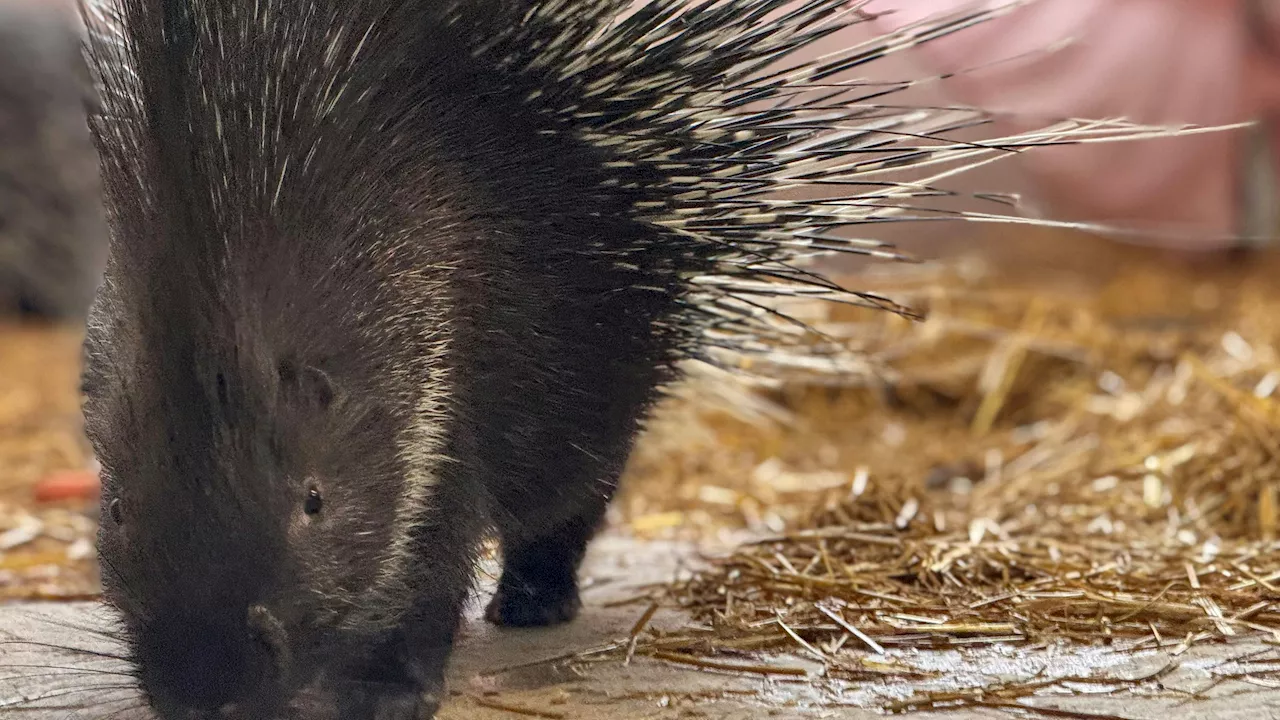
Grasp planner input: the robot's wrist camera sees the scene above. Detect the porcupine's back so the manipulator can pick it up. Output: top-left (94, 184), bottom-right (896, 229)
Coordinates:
top-left (84, 0), bottom-right (707, 386)
top-left (0, 1), bottom-right (105, 321)
top-left (85, 0), bottom-right (964, 400)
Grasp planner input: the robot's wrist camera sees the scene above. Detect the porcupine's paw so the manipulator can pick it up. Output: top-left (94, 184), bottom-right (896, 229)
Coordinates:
top-left (484, 572), bottom-right (582, 628)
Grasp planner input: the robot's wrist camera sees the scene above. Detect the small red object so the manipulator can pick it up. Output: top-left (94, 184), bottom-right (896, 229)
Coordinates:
top-left (33, 469), bottom-right (101, 503)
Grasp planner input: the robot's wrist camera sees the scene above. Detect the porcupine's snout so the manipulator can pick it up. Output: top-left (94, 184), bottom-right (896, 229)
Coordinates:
top-left (136, 604), bottom-right (293, 720)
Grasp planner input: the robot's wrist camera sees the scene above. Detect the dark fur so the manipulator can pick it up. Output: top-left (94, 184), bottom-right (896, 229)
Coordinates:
top-left (0, 3), bottom-right (106, 321)
top-left (83, 1), bottom-right (702, 718)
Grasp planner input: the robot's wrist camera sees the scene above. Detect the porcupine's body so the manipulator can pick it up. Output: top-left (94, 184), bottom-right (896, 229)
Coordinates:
top-left (0, 1), bottom-right (105, 320)
top-left (80, 1), bottom-right (1049, 718)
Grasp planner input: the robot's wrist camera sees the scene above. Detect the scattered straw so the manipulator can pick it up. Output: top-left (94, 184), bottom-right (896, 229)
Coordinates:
top-left (465, 694), bottom-right (566, 719)
top-left (609, 249), bottom-right (1280, 708)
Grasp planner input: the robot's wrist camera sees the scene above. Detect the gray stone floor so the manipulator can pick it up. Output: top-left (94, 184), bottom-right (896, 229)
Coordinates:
top-left (4, 534), bottom-right (1280, 719)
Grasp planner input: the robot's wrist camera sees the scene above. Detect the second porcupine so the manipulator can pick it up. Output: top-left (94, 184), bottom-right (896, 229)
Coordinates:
top-left (80, 1), bottom-right (1064, 718)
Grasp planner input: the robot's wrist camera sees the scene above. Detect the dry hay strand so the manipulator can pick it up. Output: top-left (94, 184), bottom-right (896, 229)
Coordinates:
top-left (610, 251), bottom-right (1280, 708)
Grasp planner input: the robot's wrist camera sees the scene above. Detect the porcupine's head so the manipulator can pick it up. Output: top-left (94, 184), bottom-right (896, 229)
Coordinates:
top-left (83, 250), bottom-right (427, 719)
top-left (82, 289), bottom-right (421, 720)
top-left (77, 0), bottom-right (460, 717)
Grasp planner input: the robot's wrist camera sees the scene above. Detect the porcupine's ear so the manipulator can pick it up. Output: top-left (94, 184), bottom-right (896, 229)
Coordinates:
top-left (276, 359), bottom-right (336, 411)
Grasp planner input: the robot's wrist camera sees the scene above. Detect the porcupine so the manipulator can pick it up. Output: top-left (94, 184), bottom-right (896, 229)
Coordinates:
top-left (0, 1), bottom-right (106, 320)
top-left (77, 1), bottom-right (1091, 718)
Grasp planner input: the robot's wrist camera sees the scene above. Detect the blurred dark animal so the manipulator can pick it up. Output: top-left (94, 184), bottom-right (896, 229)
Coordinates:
top-left (0, 0), bottom-right (105, 322)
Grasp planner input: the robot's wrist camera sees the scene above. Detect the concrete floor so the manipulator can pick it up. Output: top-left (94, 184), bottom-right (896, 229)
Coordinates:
top-left (3, 534), bottom-right (1280, 719)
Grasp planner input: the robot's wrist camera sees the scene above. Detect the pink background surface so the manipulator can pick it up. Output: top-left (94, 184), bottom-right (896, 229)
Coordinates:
top-left (22, 0), bottom-right (1279, 253)
top-left (863, 0), bottom-right (1280, 248)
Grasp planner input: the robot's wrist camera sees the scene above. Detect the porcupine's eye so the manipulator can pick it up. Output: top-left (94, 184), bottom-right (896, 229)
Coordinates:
top-left (108, 497), bottom-right (123, 525)
top-left (304, 487), bottom-right (323, 516)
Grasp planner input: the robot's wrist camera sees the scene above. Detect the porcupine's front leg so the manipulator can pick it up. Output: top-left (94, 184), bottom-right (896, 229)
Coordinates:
top-left (480, 326), bottom-right (665, 629)
top-left (484, 494), bottom-right (613, 627)
top-left (483, 436), bottom-right (627, 628)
